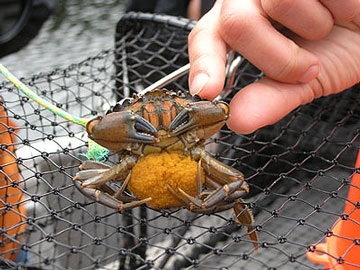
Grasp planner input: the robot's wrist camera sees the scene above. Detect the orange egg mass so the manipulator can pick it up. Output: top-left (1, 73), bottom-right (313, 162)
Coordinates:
top-left (128, 152), bottom-right (205, 209)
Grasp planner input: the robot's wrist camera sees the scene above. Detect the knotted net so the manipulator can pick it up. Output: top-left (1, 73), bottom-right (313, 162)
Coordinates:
top-left (0, 12), bottom-right (359, 270)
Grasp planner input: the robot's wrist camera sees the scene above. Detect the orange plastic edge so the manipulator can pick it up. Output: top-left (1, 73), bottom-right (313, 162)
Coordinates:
top-left (0, 99), bottom-right (26, 261)
top-left (306, 147), bottom-right (360, 269)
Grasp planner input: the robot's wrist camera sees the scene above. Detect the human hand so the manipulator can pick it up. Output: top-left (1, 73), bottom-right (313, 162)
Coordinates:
top-left (188, 0), bottom-right (360, 134)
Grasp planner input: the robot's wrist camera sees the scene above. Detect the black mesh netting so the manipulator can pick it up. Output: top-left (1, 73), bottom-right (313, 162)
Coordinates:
top-left (0, 12), bottom-right (359, 270)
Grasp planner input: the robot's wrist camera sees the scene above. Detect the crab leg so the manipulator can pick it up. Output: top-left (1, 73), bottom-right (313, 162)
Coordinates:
top-left (178, 180), bottom-right (247, 209)
top-left (190, 201), bottom-right (235, 214)
top-left (172, 148), bottom-right (249, 207)
top-left (196, 159), bottom-right (203, 195)
top-left (177, 148), bottom-right (258, 250)
top-left (113, 172), bottom-right (132, 199)
top-left (200, 151), bottom-right (258, 249)
top-left (167, 184), bottom-right (189, 206)
top-left (178, 148), bottom-right (249, 208)
top-left (73, 156), bottom-right (153, 210)
top-left (200, 151), bottom-right (248, 192)
top-left (233, 198), bottom-right (259, 251)
top-left (203, 181), bottom-right (247, 208)
top-left (200, 179), bottom-right (248, 203)
top-left (79, 160), bottom-right (112, 170)
top-left (73, 180), bottom-right (151, 211)
top-left (74, 156), bottom-right (137, 188)
top-left (188, 198), bottom-right (259, 251)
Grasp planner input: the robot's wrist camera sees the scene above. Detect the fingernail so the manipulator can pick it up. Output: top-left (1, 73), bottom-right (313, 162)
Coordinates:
top-left (298, 65), bottom-right (319, 83)
top-left (190, 73), bottom-right (209, 95)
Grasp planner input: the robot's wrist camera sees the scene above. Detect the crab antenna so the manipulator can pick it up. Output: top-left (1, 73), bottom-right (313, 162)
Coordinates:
top-left (0, 63), bottom-right (90, 127)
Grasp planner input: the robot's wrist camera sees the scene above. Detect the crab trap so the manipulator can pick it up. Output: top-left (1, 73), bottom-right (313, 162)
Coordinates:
top-left (0, 12), bottom-right (360, 270)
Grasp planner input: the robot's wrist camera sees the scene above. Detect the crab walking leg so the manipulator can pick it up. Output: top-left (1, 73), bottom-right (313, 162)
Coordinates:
top-left (168, 180), bottom-right (237, 213)
top-left (96, 182), bottom-right (137, 201)
top-left (203, 177), bottom-right (248, 202)
top-left (113, 172), bottom-right (132, 200)
top-left (233, 198), bottom-right (259, 251)
top-left (172, 158), bottom-right (205, 208)
top-left (172, 152), bottom-right (249, 209)
top-left (167, 184), bottom-right (189, 206)
top-left (79, 160), bottom-right (112, 170)
top-left (181, 148), bottom-right (249, 208)
top-left (74, 156), bottom-right (137, 188)
top-left (188, 199), bottom-right (259, 251)
top-left (200, 150), bottom-right (248, 192)
top-left (73, 180), bottom-right (151, 211)
top-left (201, 151), bottom-right (259, 249)
top-left (196, 159), bottom-right (203, 195)
top-left (77, 160), bottom-right (138, 201)
top-left (178, 180), bottom-right (247, 209)
top-left (188, 147), bottom-right (259, 250)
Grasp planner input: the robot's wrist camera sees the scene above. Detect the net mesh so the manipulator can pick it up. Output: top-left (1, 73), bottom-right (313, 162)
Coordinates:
top-left (0, 12), bottom-right (359, 270)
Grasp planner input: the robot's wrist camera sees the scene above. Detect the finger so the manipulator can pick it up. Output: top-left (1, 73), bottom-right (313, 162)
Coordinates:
top-left (226, 78), bottom-right (321, 134)
top-left (188, 0), bottom-right (228, 99)
top-left (261, 0), bottom-right (333, 40)
top-left (219, 0), bottom-right (320, 84)
top-left (227, 11), bottom-right (360, 134)
top-left (320, 0), bottom-right (360, 22)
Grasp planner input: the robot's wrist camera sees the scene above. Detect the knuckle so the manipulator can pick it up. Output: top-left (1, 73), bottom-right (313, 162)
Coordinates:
top-left (303, 78), bottom-right (324, 104)
top-left (188, 16), bottom-right (212, 44)
top-left (188, 31), bottom-right (211, 62)
top-left (190, 53), bottom-right (215, 72)
top-left (338, 8), bottom-right (360, 22)
top-left (188, 24), bottom-right (201, 44)
top-left (301, 21), bottom-right (333, 40)
top-left (311, 78), bottom-right (325, 99)
top-left (310, 20), bottom-right (333, 40)
top-left (219, 11), bottom-right (258, 44)
top-left (261, 0), bottom-right (293, 19)
top-left (272, 42), bottom-right (300, 80)
top-left (322, 0), bottom-right (360, 22)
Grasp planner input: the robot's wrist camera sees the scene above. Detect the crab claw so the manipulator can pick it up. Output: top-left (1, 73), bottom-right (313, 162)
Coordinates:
top-left (87, 111), bottom-right (158, 148)
top-left (169, 101), bottom-right (229, 137)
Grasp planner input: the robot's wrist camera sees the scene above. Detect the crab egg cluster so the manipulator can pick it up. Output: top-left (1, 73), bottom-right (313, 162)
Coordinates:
top-left (128, 152), bottom-right (205, 209)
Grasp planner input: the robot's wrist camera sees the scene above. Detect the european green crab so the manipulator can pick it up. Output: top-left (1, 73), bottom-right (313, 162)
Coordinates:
top-left (73, 89), bottom-right (258, 249)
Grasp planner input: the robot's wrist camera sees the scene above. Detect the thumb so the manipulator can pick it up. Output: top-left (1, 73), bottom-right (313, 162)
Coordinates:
top-left (227, 77), bottom-right (321, 134)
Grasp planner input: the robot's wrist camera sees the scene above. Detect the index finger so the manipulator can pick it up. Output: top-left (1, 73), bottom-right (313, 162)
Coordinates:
top-left (188, 1), bottom-right (227, 100)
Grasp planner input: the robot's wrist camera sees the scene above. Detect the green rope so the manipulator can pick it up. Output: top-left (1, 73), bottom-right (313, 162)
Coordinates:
top-left (0, 64), bottom-right (109, 162)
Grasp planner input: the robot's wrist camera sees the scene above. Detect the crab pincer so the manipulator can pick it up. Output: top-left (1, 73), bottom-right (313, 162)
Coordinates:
top-left (87, 111), bottom-right (158, 150)
top-left (169, 100), bottom-right (229, 138)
